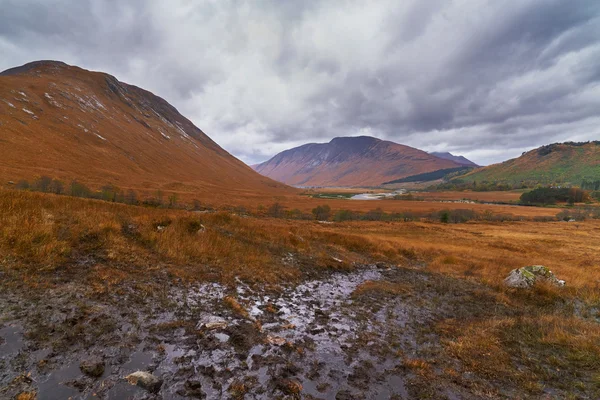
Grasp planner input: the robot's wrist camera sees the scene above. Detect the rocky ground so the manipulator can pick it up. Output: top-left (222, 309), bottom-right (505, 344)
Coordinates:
top-left (0, 263), bottom-right (592, 399)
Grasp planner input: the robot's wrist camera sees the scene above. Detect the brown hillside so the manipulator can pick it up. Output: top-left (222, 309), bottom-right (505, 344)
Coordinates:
top-left (0, 61), bottom-right (293, 201)
top-left (253, 136), bottom-right (461, 187)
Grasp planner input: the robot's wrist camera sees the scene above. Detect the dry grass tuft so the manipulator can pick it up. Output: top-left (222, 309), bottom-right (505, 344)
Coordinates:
top-left (441, 314), bottom-right (600, 395)
top-left (224, 296), bottom-right (250, 319)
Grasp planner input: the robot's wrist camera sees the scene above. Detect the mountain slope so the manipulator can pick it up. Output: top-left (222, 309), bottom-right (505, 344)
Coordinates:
top-left (253, 136), bottom-right (462, 187)
top-left (430, 152), bottom-right (478, 167)
top-left (457, 142), bottom-right (600, 185)
top-left (0, 61), bottom-right (291, 200)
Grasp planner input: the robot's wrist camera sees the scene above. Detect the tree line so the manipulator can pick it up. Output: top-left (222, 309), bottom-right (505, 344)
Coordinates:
top-left (11, 176), bottom-right (180, 207)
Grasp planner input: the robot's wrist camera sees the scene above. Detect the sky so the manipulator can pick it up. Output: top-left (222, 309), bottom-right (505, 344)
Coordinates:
top-left (1, 0), bottom-right (599, 166)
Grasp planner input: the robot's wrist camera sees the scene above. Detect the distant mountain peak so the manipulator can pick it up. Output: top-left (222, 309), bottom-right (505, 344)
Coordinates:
top-left (430, 151), bottom-right (478, 167)
top-left (253, 135), bottom-right (463, 187)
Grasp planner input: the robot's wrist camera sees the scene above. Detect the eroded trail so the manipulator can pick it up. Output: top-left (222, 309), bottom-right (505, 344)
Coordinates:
top-left (0, 264), bottom-right (551, 399)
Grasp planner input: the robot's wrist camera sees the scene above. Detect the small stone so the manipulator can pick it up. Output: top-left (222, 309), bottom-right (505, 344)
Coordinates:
top-left (125, 371), bottom-right (163, 394)
top-left (197, 315), bottom-right (227, 330)
top-left (266, 335), bottom-right (287, 346)
top-left (504, 265), bottom-right (565, 288)
top-left (80, 357), bottom-right (105, 378)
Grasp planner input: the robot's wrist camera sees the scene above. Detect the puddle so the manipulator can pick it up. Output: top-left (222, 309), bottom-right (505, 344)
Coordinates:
top-left (37, 363), bottom-right (81, 400)
top-left (0, 325), bottom-right (25, 357)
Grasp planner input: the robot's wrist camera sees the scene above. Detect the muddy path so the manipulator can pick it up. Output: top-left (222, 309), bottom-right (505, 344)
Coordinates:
top-left (0, 264), bottom-right (550, 399)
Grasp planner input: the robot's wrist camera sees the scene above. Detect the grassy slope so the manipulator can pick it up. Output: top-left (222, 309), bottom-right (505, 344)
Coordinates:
top-left (459, 143), bottom-right (600, 185)
top-left (0, 62), bottom-right (294, 202)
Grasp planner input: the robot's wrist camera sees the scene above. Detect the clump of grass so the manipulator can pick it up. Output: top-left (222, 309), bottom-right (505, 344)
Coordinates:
top-left (402, 358), bottom-right (433, 377)
top-left (224, 296), bottom-right (249, 319)
top-left (441, 315), bottom-right (600, 396)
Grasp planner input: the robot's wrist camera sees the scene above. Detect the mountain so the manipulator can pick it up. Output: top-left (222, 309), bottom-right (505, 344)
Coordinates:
top-left (0, 61), bottom-right (291, 200)
top-left (457, 142), bottom-right (600, 186)
top-left (429, 152), bottom-right (478, 167)
top-left (252, 136), bottom-right (463, 187)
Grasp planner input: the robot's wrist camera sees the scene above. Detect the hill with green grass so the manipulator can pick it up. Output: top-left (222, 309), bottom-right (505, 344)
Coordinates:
top-left (456, 142), bottom-right (600, 186)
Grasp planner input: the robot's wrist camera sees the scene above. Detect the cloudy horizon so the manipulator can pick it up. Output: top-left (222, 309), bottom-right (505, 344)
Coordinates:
top-left (1, 0), bottom-right (599, 166)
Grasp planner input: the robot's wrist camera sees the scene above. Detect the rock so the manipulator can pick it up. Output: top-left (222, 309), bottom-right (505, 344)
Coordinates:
top-left (79, 357), bottom-right (105, 378)
top-left (504, 265), bottom-right (565, 288)
top-left (266, 335), bottom-right (288, 346)
top-left (156, 225), bottom-right (166, 231)
top-left (125, 371), bottom-right (163, 393)
top-left (196, 315), bottom-right (227, 330)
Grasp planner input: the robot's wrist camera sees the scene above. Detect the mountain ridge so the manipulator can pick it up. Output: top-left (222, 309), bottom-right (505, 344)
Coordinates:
top-left (456, 141), bottom-right (600, 186)
top-left (252, 136), bottom-right (463, 187)
top-left (0, 60), bottom-right (293, 200)
top-left (429, 152), bottom-right (478, 167)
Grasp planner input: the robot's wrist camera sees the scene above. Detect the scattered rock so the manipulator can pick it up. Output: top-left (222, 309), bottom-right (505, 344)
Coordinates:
top-left (196, 315), bottom-right (228, 330)
top-left (79, 357), bottom-right (105, 378)
top-left (266, 335), bottom-right (287, 346)
top-left (504, 265), bottom-right (565, 288)
top-left (125, 371), bottom-right (163, 394)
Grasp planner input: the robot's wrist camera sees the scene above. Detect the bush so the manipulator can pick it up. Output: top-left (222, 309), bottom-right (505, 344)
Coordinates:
top-left (334, 209), bottom-right (356, 222)
top-left (15, 180), bottom-right (30, 190)
top-left (440, 211), bottom-right (450, 223)
top-left (312, 205), bottom-right (332, 221)
top-left (70, 181), bottom-right (93, 198)
top-left (521, 187), bottom-right (590, 205)
top-left (267, 203), bottom-right (285, 218)
top-left (362, 208), bottom-right (385, 221)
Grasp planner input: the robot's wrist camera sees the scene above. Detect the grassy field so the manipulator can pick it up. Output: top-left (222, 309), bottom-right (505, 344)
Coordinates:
top-left (1, 188), bottom-right (599, 398)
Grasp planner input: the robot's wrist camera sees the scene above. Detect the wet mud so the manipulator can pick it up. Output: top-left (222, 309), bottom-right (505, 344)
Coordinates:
top-left (0, 264), bottom-right (526, 399)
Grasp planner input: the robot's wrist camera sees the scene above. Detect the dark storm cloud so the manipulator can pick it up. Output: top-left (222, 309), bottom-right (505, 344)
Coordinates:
top-left (1, 0), bottom-right (599, 165)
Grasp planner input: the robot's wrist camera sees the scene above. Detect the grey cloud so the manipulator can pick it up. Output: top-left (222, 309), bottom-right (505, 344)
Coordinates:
top-left (1, 0), bottom-right (599, 166)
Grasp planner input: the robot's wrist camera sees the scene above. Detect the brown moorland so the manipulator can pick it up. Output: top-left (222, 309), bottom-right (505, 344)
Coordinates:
top-left (1, 189), bottom-right (599, 398)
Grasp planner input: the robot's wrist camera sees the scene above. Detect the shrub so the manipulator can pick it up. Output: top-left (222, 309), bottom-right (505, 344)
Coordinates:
top-left (521, 187), bottom-right (590, 205)
top-left (440, 211), bottom-right (450, 223)
top-left (267, 203), bottom-right (285, 218)
top-left (70, 181), bottom-right (93, 198)
top-left (362, 208), bottom-right (385, 221)
top-left (312, 205), bottom-right (332, 221)
top-left (334, 209), bottom-right (356, 222)
top-left (15, 180), bottom-right (30, 190)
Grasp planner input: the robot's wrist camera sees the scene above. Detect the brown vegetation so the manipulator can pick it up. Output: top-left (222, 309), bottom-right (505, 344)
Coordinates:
top-left (1, 188), bottom-right (600, 397)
